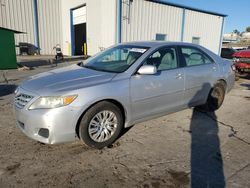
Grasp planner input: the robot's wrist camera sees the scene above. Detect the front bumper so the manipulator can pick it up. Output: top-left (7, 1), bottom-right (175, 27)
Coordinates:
top-left (15, 105), bottom-right (81, 144)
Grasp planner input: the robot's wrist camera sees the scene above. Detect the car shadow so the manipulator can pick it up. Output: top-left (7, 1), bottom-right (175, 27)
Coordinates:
top-left (107, 126), bottom-right (133, 148)
top-left (118, 126), bottom-right (133, 140)
top-left (190, 109), bottom-right (225, 187)
top-left (240, 83), bottom-right (250, 90)
top-left (189, 83), bottom-right (225, 188)
top-left (0, 84), bottom-right (17, 97)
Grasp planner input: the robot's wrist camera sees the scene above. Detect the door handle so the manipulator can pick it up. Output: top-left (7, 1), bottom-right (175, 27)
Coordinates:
top-left (175, 73), bottom-right (183, 79)
top-left (212, 66), bottom-right (217, 71)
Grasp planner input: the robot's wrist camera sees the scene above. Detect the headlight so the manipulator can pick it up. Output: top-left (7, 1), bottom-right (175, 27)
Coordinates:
top-left (29, 95), bottom-right (77, 110)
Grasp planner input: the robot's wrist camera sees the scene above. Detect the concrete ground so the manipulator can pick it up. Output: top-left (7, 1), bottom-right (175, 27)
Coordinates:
top-left (17, 55), bottom-right (85, 68)
top-left (0, 58), bottom-right (250, 187)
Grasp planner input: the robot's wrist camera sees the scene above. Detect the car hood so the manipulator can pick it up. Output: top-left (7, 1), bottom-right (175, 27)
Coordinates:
top-left (20, 64), bottom-right (117, 95)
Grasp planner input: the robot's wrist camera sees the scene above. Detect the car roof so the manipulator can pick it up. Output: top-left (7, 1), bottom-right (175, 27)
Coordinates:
top-left (120, 41), bottom-right (200, 48)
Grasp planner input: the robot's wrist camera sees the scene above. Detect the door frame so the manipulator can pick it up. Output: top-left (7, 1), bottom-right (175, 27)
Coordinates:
top-left (70, 4), bottom-right (86, 56)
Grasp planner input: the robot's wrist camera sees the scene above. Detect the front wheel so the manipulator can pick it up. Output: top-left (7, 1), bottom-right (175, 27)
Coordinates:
top-left (79, 101), bottom-right (123, 149)
top-left (197, 82), bottom-right (226, 112)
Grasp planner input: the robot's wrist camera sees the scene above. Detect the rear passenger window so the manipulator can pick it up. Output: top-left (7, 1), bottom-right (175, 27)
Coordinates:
top-left (181, 47), bottom-right (213, 67)
top-left (144, 47), bottom-right (178, 71)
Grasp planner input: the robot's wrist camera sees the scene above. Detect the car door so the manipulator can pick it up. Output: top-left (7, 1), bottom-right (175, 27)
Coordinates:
top-left (179, 46), bottom-right (219, 107)
top-left (130, 46), bottom-right (185, 121)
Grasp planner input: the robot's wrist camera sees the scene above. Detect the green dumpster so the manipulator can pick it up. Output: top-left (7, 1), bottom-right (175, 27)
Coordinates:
top-left (0, 27), bottom-right (22, 70)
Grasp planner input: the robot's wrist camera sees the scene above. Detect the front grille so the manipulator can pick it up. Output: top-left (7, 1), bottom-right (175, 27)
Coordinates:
top-left (15, 93), bottom-right (34, 109)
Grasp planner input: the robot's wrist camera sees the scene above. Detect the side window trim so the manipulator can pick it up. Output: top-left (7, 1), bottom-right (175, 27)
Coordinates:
top-left (178, 45), bottom-right (215, 68)
top-left (176, 45), bottom-right (186, 68)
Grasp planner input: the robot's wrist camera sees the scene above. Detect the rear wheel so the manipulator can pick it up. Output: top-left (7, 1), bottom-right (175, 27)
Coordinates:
top-left (79, 101), bottom-right (123, 149)
top-left (198, 82), bottom-right (226, 112)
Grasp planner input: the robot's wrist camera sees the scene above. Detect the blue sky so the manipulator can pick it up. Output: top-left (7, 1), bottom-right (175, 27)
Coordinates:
top-left (163, 0), bottom-right (250, 33)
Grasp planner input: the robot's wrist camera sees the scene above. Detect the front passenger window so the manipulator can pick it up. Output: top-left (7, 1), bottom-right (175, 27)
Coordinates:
top-left (144, 47), bottom-right (178, 71)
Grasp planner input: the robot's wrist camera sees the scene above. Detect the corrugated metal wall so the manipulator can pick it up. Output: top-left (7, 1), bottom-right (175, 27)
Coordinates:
top-left (37, 0), bottom-right (62, 55)
top-left (0, 0), bottom-right (36, 54)
top-left (121, 0), bottom-right (223, 54)
top-left (86, 0), bottom-right (116, 55)
top-left (1, 0), bottom-right (224, 55)
top-left (121, 0), bottom-right (183, 43)
top-left (183, 10), bottom-right (223, 54)
top-left (0, 0), bottom-right (62, 55)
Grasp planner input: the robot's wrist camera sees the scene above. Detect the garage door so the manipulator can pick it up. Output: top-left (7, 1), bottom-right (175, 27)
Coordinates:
top-left (73, 6), bottom-right (86, 25)
top-left (72, 6), bottom-right (87, 55)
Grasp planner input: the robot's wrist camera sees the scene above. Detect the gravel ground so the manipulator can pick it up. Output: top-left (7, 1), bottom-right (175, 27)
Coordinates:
top-left (0, 61), bottom-right (250, 188)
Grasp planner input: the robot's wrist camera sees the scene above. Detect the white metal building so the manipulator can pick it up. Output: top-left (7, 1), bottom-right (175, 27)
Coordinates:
top-left (0, 0), bottom-right (226, 56)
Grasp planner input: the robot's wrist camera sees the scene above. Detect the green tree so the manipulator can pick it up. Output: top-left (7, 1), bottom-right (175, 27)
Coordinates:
top-left (246, 26), bottom-right (250, 32)
top-left (233, 29), bottom-right (240, 35)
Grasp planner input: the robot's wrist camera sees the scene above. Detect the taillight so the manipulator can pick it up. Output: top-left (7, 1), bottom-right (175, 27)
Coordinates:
top-left (231, 64), bottom-right (236, 71)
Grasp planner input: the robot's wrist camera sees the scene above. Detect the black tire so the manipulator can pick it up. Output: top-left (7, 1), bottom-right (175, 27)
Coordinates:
top-left (235, 71), bottom-right (240, 81)
top-left (79, 101), bottom-right (123, 149)
top-left (27, 48), bottom-right (34, 55)
top-left (235, 75), bottom-right (240, 81)
top-left (198, 82), bottom-right (226, 112)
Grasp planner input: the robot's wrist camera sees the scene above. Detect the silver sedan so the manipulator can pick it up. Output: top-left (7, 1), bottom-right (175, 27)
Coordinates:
top-left (14, 42), bottom-right (235, 148)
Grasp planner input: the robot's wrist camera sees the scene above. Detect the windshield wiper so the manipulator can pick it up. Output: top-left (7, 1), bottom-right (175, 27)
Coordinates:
top-left (82, 64), bottom-right (96, 70)
top-left (82, 64), bottom-right (120, 73)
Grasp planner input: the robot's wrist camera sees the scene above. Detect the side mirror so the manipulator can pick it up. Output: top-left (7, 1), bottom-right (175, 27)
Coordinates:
top-left (137, 65), bottom-right (157, 75)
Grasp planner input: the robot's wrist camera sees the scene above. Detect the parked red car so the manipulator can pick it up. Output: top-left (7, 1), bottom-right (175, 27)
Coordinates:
top-left (232, 50), bottom-right (250, 79)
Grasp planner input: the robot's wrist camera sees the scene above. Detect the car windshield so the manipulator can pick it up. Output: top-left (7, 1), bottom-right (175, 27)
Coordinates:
top-left (82, 45), bottom-right (149, 73)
